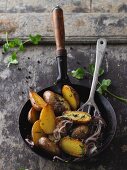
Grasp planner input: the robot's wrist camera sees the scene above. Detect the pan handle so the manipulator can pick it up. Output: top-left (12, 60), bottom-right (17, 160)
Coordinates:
top-left (52, 6), bottom-right (67, 56)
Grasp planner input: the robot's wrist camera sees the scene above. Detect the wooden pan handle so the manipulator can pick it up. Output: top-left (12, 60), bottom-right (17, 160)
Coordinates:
top-left (52, 6), bottom-right (66, 56)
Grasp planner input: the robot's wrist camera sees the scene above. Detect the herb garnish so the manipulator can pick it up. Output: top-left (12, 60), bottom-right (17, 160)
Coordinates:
top-left (2, 32), bottom-right (42, 67)
top-left (71, 64), bottom-right (127, 104)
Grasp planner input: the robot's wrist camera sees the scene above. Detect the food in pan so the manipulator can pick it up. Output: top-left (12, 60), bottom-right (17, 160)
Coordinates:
top-left (40, 104), bottom-right (56, 134)
top-left (38, 137), bottom-right (60, 156)
top-left (62, 85), bottom-right (80, 110)
top-left (31, 120), bottom-right (46, 145)
top-left (43, 90), bottom-right (71, 116)
top-left (71, 125), bottom-right (89, 139)
top-left (63, 111), bottom-right (91, 124)
top-left (29, 90), bottom-right (47, 111)
top-left (26, 86), bottom-right (105, 161)
top-left (59, 136), bottom-right (86, 157)
top-left (28, 107), bottom-right (40, 124)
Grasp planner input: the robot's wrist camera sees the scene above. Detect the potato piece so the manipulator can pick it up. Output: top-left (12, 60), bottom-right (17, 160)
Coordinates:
top-left (63, 111), bottom-right (91, 124)
top-left (31, 120), bottom-right (46, 145)
top-left (29, 90), bottom-right (47, 111)
top-left (71, 125), bottom-right (89, 139)
top-left (28, 107), bottom-right (40, 124)
top-left (62, 85), bottom-right (80, 110)
top-left (40, 104), bottom-right (56, 134)
top-left (38, 137), bottom-right (60, 156)
top-left (59, 136), bottom-right (86, 157)
top-left (43, 90), bottom-right (71, 115)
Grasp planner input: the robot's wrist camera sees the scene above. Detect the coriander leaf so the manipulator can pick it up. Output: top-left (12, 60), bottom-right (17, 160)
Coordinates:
top-left (8, 52), bottom-right (18, 67)
top-left (29, 34), bottom-right (42, 44)
top-left (88, 64), bottom-right (104, 76)
top-left (71, 68), bottom-right (85, 80)
top-left (97, 79), bottom-right (111, 94)
top-left (19, 43), bottom-right (25, 51)
top-left (8, 41), bottom-right (15, 48)
top-left (2, 43), bottom-right (10, 53)
top-left (13, 38), bottom-right (22, 46)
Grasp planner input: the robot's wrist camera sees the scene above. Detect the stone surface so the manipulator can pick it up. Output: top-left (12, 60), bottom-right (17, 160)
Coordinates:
top-left (5, 0), bottom-right (90, 13)
top-left (0, 44), bottom-right (127, 170)
top-left (0, 13), bottom-right (127, 44)
top-left (92, 0), bottom-right (127, 13)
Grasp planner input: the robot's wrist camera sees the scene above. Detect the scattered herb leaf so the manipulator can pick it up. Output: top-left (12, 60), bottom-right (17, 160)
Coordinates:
top-left (3, 43), bottom-right (10, 53)
top-left (88, 64), bottom-right (104, 76)
top-left (97, 79), bottom-right (111, 94)
top-left (2, 32), bottom-right (42, 66)
top-left (8, 52), bottom-right (18, 67)
top-left (71, 68), bottom-right (85, 79)
top-left (29, 34), bottom-right (42, 45)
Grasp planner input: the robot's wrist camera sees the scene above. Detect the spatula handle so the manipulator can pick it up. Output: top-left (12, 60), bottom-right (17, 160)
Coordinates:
top-left (52, 6), bottom-right (66, 56)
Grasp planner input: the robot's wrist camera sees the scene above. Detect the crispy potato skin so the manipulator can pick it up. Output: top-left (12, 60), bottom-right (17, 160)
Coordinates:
top-left (39, 104), bottom-right (56, 134)
top-left (28, 107), bottom-right (40, 124)
top-left (62, 85), bottom-right (80, 110)
top-left (71, 125), bottom-right (89, 139)
top-left (43, 90), bottom-right (71, 116)
top-left (31, 120), bottom-right (46, 145)
top-left (63, 111), bottom-right (91, 124)
top-left (38, 137), bottom-right (60, 156)
top-left (29, 90), bottom-right (47, 111)
top-left (59, 136), bottom-right (86, 157)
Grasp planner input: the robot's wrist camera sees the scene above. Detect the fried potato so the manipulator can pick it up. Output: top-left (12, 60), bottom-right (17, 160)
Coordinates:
top-left (29, 90), bottom-right (47, 111)
top-left (28, 107), bottom-right (40, 124)
top-left (31, 120), bottom-right (46, 145)
top-left (71, 125), bottom-right (89, 139)
top-left (59, 136), bottom-right (86, 157)
top-left (62, 85), bottom-right (80, 110)
top-left (43, 90), bottom-right (71, 116)
top-left (38, 137), bottom-right (60, 156)
top-left (63, 111), bottom-right (91, 124)
top-left (40, 104), bottom-right (56, 134)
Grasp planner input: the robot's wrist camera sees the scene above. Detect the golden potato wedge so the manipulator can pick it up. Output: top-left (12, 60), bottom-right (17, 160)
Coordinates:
top-left (43, 90), bottom-right (71, 115)
top-left (71, 125), bottom-right (89, 139)
top-left (28, 107), bottom-right (40, 124)
top-left (29, 90), bottom-right (47, 111)
top-left (31, 120), bottom-right (46, 145)
top-left (38, 137), bottom-right (60, 156)
top-left (62, 85), bottom-right (80, 110)
top-left (63, 111), bottom-right (91, 124)
top-left (40, 104), bottom-right (56, 134)
top-left (59, 136), bottom-right (86, 157)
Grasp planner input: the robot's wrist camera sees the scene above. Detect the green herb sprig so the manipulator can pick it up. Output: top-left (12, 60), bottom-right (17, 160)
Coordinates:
top-left (2, 32), bottom-right (42, 67)
top-left (71, 64), bottom-right (127, 104)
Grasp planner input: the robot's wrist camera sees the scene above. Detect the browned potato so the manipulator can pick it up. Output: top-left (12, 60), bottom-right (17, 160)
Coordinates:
top-left (71, 125), bottom-right (89, 139)
top-left (59, 136), bottom-right (86, 157)
top-left (38, 137), bottom-right (60, 156)
top-left (43, 90), bottom-right (71, 115)
top-left (29, 90), bottom-right (47, 111)
top-left (63, 111), bottom-right (91, 124)
top-left (62, 85), bottom-right (80, 110)
top-left (40, 104), bottom-right (56, 134)
top-left (28, 107), bottom-right (40, 124)
top-left (31, 120), bottom-right (46, 145)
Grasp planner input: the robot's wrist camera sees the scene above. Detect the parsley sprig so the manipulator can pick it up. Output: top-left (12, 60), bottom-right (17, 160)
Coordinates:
top-left (2, 32), bottom-right (42, 67)
top-left (71, 64), bottom-right (127, 104)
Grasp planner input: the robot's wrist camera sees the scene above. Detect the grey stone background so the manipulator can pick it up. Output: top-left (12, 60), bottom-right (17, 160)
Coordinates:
top-left (0, 1), bottom-right (127, 170)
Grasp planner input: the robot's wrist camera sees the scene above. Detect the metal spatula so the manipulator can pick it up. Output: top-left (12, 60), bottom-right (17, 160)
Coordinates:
top-left (78, 38), bottom-right (107, 117)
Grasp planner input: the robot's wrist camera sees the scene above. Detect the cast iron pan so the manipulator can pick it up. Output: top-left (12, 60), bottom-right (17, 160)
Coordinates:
top-left (19, 6), bottom-right (117, 162)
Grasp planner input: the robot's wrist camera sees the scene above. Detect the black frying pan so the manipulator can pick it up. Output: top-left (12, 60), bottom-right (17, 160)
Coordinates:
top-left (19, 6), bottom-right (117, 162)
